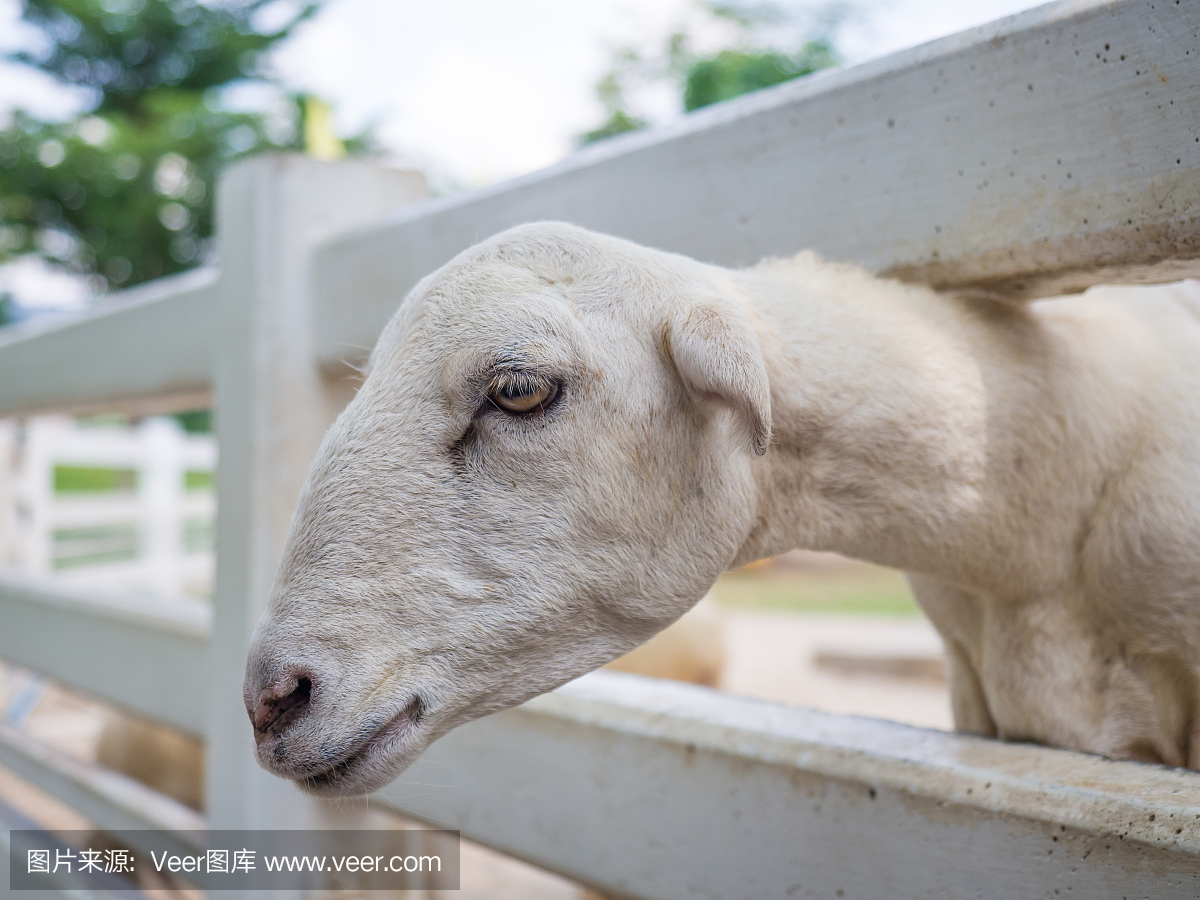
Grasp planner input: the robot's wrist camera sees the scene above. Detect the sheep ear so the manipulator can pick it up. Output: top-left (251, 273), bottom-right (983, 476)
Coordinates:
top-left (667, 299), bottom-right (772, 456)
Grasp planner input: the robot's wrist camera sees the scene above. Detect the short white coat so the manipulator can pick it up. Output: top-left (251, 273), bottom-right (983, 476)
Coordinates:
top-left (245, 223), bottom-right (1200, 795)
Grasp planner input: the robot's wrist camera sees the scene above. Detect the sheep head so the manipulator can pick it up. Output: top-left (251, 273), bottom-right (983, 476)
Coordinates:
top-left (243, 222), bottom-right (770, 796)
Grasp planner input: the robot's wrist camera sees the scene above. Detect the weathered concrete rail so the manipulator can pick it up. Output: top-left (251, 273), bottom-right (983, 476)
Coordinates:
top-left (314, 0), bottom-right (1200, 369)
top-left (379, 672), bottom-right (1200, 900)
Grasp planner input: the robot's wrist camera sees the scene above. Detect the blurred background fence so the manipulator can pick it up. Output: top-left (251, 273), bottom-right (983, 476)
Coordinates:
top-left (0, 415), bottom-right (215, 597)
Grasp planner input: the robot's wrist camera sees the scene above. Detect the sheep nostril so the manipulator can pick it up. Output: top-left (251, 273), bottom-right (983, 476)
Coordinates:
top-left (275, 676), bottom-right (312, 717)
top-left (251, 673), bottom-right (314, 741)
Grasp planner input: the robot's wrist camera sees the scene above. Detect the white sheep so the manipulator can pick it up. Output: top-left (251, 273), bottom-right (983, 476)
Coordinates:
top-left (244, 222), bottom-right (1200, 796)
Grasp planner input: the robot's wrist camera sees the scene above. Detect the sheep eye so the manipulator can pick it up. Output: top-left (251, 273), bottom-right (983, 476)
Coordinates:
top-left (488, 379), bottom-right (559, 415)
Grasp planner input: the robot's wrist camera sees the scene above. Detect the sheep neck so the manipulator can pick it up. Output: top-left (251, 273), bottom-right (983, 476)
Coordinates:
top-left (732, 259), bottom-right (1075, 595)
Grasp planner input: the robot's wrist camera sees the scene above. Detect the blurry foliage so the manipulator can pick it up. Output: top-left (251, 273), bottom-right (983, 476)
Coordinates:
top-left (0, 0), bottom-right (371, 292)
top-left (581, 88), bottom-right (644, 147)
top-left (684, 42), bottom-right (835, 111)
top-left (171, 407), bottom-right (211, 432)
top-left (12, 0), bottom-right (316, 116)
top-left (579, 63), bottom-right (649, 147)
top-left (581, 0), bottom-right (844, 146)
top-left (578, 108), bottom-right (647, 146)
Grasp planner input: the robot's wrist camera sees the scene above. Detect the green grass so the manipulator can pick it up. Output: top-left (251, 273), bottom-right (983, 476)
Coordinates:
top-left (52, 524), bottom-right (139, 569)
top-left (53, 466), bottom-right (214, 493)
top-left (184, 469), bottom-right (214, 490)
top-left (710, 569), bottom-right (921, 616)
top-left (54, 465), bottom-right (137, 493)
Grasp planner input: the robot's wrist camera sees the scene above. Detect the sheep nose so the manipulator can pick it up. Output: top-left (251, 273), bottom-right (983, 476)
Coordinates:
top-left (249, 671), bottom-right (314, 743)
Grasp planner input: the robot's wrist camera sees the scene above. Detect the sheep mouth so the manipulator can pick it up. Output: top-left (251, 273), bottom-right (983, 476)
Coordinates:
top-left (299, 696), bottom-right (426, 795)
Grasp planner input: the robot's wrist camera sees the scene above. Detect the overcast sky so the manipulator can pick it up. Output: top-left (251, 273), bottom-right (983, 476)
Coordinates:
top-left (269, 0), bottom-right (1047, 184)
top-left (2, 0), bottom-right (1048, 184)
top-left (0, 0), bottom-right (1046, 306)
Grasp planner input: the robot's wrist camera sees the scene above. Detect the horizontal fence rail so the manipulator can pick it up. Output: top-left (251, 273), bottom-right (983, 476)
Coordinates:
top-left (380, 672), bottom-right (1200, 899)
top-left (5, 415), bottom-right (218, 597)
top-left (0, 574), bottom-right (209, 735)
top-left (314, 0), bottom-right (1200, 367)
top-left (0, 721), bottom-right (204, 835)
top-left (0, 267), bottom-right (218, 418)
top-left (29, 419), bottom-right (216, 470)
top-left (0, 735), bottom-right (203, 900)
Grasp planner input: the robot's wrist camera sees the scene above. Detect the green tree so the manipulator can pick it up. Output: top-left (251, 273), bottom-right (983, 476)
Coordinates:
top-left (580, 1), bottom-right (843, 146)
top-left (683, 41), bottom-right (836, 111)
top-left (578, 70), bottom-right (648, 147)
top-left (0, 0), bottom-right (319, 290)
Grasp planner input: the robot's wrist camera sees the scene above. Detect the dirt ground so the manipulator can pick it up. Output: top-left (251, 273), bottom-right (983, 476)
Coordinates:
top-left (0, 557), bottom-right (951, 898)
top-left (721, 610), bottom-right (951, 730)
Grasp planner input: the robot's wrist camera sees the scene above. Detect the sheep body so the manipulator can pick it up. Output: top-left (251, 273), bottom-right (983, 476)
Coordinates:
top-left (244, 224), bottom-right (1200, 794)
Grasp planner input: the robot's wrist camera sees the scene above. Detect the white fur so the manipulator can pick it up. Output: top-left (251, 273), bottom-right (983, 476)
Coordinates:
top-left (244, 222), bottom-right (1200, 795)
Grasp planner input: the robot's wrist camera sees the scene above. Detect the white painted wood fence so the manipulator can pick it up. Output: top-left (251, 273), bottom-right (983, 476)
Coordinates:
top-left (0, 415), bottom-right (216, 598)
top-left (1, 2), bottom-right (1199, 896)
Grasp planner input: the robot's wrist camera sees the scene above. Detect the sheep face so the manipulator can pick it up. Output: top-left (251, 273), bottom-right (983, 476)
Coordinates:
top-left (244, 223), bottom-right (770, 796)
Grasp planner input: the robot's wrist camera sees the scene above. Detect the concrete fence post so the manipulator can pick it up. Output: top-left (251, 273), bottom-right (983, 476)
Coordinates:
top-left (205, 155), bottom-right (428, 843)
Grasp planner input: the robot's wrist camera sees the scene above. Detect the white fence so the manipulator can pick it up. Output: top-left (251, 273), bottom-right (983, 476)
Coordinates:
top-left (1, 1), bottom-right (1199, 897)
top-left (0, 415), bottom-right (216, 598)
